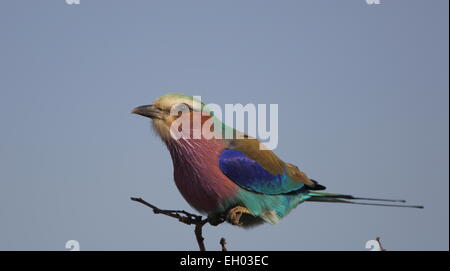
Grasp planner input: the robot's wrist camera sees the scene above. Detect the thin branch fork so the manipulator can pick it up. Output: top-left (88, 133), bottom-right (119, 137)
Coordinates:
top-left (130, 197), bottom-right (225, 251)
top-left (376, 237), bottom-right (386, 251)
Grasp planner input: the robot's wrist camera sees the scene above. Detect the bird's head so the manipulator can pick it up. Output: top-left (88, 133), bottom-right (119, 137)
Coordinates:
top-left (132, 93), bottom-right (208, 142)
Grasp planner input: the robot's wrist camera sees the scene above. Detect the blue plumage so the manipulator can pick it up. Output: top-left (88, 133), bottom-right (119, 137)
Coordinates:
top-left (218, 149), bottom-right (305, 195)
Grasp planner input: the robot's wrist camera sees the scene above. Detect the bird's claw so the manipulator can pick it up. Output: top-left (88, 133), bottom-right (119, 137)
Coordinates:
top-left (226, 206), bottom-right (252, 226)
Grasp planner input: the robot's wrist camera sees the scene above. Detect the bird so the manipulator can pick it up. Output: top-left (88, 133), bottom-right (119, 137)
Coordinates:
top-left (132, 93), bottom-right (423, 227)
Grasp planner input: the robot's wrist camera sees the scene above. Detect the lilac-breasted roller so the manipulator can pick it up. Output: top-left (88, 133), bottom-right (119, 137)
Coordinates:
top-left (132, 94), bottom-right (423, 227)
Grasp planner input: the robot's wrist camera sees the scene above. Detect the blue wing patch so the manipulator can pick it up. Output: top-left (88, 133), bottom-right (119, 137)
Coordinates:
top-left (218, 149), bottom-right (305, 195)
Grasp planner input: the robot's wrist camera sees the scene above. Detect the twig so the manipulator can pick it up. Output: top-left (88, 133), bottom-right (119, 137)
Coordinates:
top-left (220, 238), bottom-right (228, 251)
top-left (376, 237), bottom-right (386, 251)
top-left (130, 197), bottom-right (224, 251)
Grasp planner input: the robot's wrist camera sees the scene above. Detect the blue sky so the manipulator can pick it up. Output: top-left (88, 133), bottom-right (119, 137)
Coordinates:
top-left (0, 0), bottom-right (448, 250)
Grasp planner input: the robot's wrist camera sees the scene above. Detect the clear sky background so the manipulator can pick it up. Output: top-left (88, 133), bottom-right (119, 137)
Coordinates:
top-left (0, 0), bottom-right (448, 251)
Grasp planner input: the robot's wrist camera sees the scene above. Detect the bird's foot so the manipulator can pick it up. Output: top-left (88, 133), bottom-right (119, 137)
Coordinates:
top-left (226, 206), bottom-right (253, 226)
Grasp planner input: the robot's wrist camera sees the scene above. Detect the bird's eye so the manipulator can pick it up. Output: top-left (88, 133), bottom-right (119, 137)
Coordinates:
top-left (170, 103), bottom-right (192, 117)
top-left (175, 103), bottom-right (192, 112)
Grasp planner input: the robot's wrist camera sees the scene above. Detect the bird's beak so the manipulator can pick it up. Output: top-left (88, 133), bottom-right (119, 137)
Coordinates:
top-left (131, 104), bottom-right (164, 119)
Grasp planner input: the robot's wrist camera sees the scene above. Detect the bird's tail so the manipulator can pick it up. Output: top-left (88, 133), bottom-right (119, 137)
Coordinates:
top-left (305, 191), bottom-right (424, 208)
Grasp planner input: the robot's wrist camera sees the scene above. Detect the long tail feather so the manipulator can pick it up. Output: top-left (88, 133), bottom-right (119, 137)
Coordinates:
top-left (306, 192), bottom-right (424, 209)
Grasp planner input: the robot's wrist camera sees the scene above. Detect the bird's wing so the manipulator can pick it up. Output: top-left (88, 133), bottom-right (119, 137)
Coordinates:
top-left (219, 138), bottom-right (316, 194)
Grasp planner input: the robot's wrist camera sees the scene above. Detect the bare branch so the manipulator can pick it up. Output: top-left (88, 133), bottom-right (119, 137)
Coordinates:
top-left (375, 236), bottom-right (386, 251)
top-left (220, 237), bottom-right (228, 251)
top-left (130, 197), bottom-right (225, 251)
